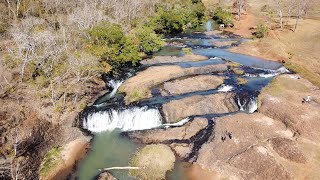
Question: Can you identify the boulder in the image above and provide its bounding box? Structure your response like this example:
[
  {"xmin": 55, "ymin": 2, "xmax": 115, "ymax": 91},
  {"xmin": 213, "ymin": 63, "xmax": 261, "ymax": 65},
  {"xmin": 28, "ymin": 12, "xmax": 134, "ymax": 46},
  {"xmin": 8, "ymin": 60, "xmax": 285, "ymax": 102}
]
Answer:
[
  {"xmin": 162, "ymin": 93, "xmax": 238, "ymax": 122},
  {"xmin": 97, "ymin": 172, "xmax": 116, "ymax": 180},
  {"xmin": 162, "ymin": 75, "xmax": 224, "ymax": 96}
]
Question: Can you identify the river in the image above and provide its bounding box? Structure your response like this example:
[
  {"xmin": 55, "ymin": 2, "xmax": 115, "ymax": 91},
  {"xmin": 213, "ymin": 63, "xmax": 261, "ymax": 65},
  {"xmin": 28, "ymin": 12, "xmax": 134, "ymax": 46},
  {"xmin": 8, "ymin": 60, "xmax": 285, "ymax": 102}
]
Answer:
[{"xmin": 75, "ymin": 23, "xmax": 287, "ymax": 180}]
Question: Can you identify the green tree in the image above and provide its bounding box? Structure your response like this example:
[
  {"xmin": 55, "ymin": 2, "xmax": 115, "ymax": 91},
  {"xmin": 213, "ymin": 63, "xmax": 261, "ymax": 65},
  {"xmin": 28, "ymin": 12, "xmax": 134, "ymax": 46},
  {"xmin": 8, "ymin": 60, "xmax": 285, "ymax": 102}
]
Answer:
[{"xmin": 134, "ymin": 26, "xmax": 163, "ymax": 54}]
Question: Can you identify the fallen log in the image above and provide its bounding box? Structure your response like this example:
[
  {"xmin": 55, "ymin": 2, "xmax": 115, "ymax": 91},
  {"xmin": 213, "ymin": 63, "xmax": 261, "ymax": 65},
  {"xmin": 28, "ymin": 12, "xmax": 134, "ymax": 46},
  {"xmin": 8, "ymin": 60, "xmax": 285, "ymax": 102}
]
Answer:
[{"xmin": 99, "ymin": 167, "xmax": 141, "ymax": 171}]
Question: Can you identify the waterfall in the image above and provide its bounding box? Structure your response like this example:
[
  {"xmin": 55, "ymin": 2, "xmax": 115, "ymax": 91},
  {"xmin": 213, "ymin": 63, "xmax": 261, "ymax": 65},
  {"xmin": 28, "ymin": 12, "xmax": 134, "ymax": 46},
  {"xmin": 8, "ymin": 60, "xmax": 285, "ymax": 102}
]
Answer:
[
  {"xmin": 206, "ymin": 21, "xmax": 213, "ymax": 31},
  {"xmin": 163, "ymin": 117, "xmax": 191, "ymax": 128},
  {"xmin": 237, "ymin": 96, "xmax": 258, "ymax": 113},
  {"xmin": 108, "ymin": 80, "xmax": 123, "ymax": 97},
  {"xmin": 83, "ymin": 106, "xmax": 162, "ymax": 133},
  {"xmin": 218, "ymin": 84, "xmax": 234, "ymax": 92}
]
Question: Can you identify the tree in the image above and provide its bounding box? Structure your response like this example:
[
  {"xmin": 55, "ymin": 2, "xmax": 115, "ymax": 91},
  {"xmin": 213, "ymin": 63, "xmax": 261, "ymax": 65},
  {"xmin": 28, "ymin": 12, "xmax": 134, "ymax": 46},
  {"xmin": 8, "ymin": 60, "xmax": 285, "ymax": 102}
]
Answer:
[
  {"xmin": 275, "ymin": 0, "xmax": 284, "ymax": 30},
  {"xmin": 233, "ymin": 0, "xmax": 246, "ymax": 20}
]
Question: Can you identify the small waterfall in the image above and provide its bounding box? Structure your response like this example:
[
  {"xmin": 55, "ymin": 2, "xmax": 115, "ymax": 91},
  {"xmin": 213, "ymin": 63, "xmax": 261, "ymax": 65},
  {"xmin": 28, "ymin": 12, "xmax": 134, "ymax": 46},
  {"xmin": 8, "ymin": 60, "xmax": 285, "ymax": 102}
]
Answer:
[
  {"xmin": 218, "ymin": 84, "xmax": 234, "ymax": 92},
  {"xmin": 163, "ymin": 117, "xmax": 191, "ymax": 128},
  {"xmin": 108, "ymin": 80, "xmax": 123, "ymax": 97},
  {"xmin": 237, "ymin": 96, "xmax": 258, "ymax": 113},
  {"xmin": 83, "ymin": 106, "xmax": 162, "ymax": 133},
  {"xmin": 206, "ymin": 21, "xmax": 213, "ymax": 31}
]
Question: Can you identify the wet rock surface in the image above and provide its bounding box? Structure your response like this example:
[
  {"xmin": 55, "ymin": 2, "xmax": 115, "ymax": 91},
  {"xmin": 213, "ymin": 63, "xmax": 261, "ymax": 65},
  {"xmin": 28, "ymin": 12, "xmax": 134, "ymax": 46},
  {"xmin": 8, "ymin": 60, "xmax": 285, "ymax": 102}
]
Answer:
[
  {"xmin": 162, "ymin": 93, "xmax": 239, "ymax": 122},
  {"xmin": 161, "ymin": 75, "xmax": 224, "ymax": 96}
]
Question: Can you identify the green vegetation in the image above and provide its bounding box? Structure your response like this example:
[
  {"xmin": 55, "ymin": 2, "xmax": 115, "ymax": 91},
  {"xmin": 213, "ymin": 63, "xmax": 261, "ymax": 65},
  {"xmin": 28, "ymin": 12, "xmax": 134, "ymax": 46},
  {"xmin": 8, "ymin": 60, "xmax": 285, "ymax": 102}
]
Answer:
[
  {"xmin": 148, "ymin": 0, "xmax": 206, "ymax": 34},
  {"xmin": 39, "ymin": 147, "xmax": 62, "ymax": 177},
  {"xmin": 129, "ymin": 144, "xmax": 175, "ymax": 180},
  {"xmin": 182, "ymin": 48, "xmax": 193, "ymax": 55},
  {"xmin": 212, "ymin": 7, "xmax": 233, "ymax": 25},
  {"xmin": 254, "ymin": 24, "xmax": 269, "ymax": 38},
  {"xmin": 134, "ymin": 26, "xmax": 164, "ymax": 54}
]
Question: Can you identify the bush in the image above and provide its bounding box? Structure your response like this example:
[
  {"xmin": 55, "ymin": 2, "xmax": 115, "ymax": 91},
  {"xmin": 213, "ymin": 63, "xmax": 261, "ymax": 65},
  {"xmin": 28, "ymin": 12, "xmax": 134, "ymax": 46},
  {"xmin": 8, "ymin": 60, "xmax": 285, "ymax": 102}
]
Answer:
[
  {"xmin": 101, "ymin": 36, "xmax": 141, "ymax": 71},
  {"xmin": 149, "ymin": 1, "xmax": 205, "ymax": 34},
  {"xmin": 39, "ymin": 147, "xmax": 62, "ymax": 177},
  {"xmin": 88, "ymin": 23, "xmax": 124, "ymax": 46},
  {"xmin": 254, "ymin": 24, "xmax": 269, "ymax": 38},
  {"xmin": 213, "ymin": 7, "xmax": 233, "ymax": 25},
  {"xmin": 134, "ymin": 26, "xmax": 164, "ymax": 54},
  {"xmin": 129, "ymin": 144, "xmax": 175, "ymax": 180}
]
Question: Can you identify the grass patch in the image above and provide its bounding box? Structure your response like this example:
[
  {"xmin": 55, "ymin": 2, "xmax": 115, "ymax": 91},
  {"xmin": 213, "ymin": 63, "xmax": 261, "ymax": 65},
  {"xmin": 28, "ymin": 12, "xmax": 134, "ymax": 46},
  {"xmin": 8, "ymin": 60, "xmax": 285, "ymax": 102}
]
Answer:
[
  {"xmin": 182, "ymin": 48, "xmax": 193, "ymax": 55},
  {"xmin": 233, "ymin": 68, "xmax": 245, "ymax": 75},
  {"xmin": 39, "ymin": 146, "xmax": 62, "ymax": 177},
  {"xmin": 261, "ymin": 75, "xmax": 310, "ymax": 97},
  {"xmin": 237, "ymin": 77, "xmax": 248, "ymax": 85},
  {"xmin": 129, "ymin": 144, "xmax": 175, "ymax": 180},
  {"xmin": 127, "ymin": 89, "xmax": 150, "ymax": 103},
  {"xmin": 284, "ymin": 62, "xmax": 320, "ymax": 88}
]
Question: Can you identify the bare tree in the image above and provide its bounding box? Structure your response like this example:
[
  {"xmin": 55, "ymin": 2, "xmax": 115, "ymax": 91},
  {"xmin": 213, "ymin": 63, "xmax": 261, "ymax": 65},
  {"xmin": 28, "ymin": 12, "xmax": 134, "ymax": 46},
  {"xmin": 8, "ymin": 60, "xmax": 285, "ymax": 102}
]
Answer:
[
  {"xmin": 293, "ymin": 0, "xmax": 313, "ymax": 32},
  {"xmin": 275, "ymin": 0, "xmax": 284, "ymax": 30},
  {"xmin": 233, "ymin": 0, "xmax": 245, "ymax": 20}
]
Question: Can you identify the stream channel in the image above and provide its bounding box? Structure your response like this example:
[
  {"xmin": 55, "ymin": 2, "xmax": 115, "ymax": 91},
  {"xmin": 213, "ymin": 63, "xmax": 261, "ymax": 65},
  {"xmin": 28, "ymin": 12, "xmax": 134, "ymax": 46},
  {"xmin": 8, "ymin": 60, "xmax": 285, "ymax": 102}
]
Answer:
[{"xmin": 75, "ymin": 23, "xmax": 288, "ymax": 180}]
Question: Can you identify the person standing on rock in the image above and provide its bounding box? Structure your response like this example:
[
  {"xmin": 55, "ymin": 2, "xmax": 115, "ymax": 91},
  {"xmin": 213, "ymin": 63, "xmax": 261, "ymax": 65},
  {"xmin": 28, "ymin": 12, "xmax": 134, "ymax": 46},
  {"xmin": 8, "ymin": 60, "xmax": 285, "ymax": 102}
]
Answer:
[
  {"xmin": 221, "ymin": 131, "xmax": 227, "ymax": 142},
  {"xmin": 228, "ymin": 132, "xmax": 233, "ymax": 140}
]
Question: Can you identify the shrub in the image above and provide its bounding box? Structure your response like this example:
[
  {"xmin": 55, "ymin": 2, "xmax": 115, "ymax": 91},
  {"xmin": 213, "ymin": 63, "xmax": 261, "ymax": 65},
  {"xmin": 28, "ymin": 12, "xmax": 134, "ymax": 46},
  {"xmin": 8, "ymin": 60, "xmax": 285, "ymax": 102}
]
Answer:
[
  {"xmin": 254, "ymin": 24, "xmax": 269, "ymax": 38},
  {"xmin": 182, "ymin": 48, "xmax": 193, "ymax": 55},
  {"xmin": 134, "ymin": 26, "xmax": 164, "ymax": 54},
  {"xmin": 101, "ymin": 36, "xmax": 141, "ymax": 71},
  {"xmin": 87, "ymin": 23, "xmax": 123, "ymax": 46},
  {"xmin": 39, "ymin": 147, "xmax": 62, "ymax": 177},
  {"xmin": 213, "ymin": 7, "xmax": 233, "ymax": 25},
  {"xmin": 149, "ymin": 1, "xmax": 205, "ymax": 34},
  {"xmin": 129, "ymin": 144, "xmax": 175, "ymax": 180}
]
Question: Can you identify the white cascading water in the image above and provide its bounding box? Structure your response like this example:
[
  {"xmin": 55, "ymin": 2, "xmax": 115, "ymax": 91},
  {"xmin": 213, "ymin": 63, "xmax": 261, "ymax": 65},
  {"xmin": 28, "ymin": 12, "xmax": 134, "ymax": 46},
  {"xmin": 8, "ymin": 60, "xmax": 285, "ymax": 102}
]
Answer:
[
  {"xmin": 108, "ymin": 80, "xmax": 123, "ymax": 97},
  {"xmin": 83, "ymin": 106, "xmax": 162, "ymax": 133},
  {"xmin": 218, "ymin": 84, "xmax": 234, "ymax": 92},
  {"xmin": 245, "ymin": 66, "xmax": 290, "ymax": 78},
  {"xmin": 237, "ymin": 97, "xmax": 258, "ymax": 113},
  {"xmin": 163, "ymin": 117, "xmax": 191, "ymax": 128}
]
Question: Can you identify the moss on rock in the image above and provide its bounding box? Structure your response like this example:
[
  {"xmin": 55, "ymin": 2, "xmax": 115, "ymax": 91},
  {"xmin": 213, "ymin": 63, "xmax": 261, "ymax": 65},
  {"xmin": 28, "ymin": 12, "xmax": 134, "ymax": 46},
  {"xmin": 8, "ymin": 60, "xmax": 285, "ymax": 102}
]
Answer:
[{"xmin": 129, "ymin": 144, "xmax": 175, "ymax": 180}]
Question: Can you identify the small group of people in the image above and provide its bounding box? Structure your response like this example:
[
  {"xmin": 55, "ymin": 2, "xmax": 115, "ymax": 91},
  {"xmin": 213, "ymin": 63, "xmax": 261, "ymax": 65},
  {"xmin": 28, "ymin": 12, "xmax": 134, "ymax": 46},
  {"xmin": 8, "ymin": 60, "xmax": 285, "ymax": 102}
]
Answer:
[{"xmin": 221, "ymin": 130, "xmax": 233, "ymax": 142}]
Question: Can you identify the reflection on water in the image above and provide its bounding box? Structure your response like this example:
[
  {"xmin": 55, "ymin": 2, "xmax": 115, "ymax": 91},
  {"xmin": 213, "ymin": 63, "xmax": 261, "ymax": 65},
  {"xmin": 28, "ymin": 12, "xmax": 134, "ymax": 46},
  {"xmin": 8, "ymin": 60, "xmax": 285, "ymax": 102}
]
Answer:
[{"xmin": 77, "ymin": 130, "xmax": 139, "ymax": 180}]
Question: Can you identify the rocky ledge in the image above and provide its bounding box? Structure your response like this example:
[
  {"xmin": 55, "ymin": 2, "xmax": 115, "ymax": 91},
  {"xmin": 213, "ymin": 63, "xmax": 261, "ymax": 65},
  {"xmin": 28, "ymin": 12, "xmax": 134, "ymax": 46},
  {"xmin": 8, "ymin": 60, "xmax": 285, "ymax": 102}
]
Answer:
[
  {"xmin": 162, "ymin": 93, "xmax": 238, "ymax": 122},
  {"xmin": 161, "ymin": 75, "xmax": 224, "ymax": 96},
  {"xmin": 119, "ymin": 64, "xmax": 228, "ymax": 104},
  {"xmin": 140, "ymin": 54, "xmax": 209, "ymax": 65}
]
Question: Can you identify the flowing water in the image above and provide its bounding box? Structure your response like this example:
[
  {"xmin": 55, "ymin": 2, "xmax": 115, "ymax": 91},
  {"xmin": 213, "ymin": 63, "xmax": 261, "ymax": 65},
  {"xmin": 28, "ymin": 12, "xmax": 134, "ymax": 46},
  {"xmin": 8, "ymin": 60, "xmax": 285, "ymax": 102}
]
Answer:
[{"xmin": 76, "ymin": 25, "xmax": 288, "ymax": 179}]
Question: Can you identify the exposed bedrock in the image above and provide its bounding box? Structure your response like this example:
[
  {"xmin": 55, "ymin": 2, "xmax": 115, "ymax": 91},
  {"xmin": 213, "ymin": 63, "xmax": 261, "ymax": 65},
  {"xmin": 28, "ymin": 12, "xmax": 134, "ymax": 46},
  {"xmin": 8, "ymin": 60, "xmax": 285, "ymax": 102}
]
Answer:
[
  {"xmin": 123, "ymin": 118, "xmax": 212, "ymax": 160},
  {"xmin": 140, "ymin": 54, "xmax": 208, "ymax": 65},
  {"xmin": 162, "ymin": 93, "xmax": 239, "ymax": 123},
  {"xmin": 161, "ymin": 75, "xmax": 224, "ymax": 96},
  {"xmin": 119, "ymin": 64, "xmax": 228, "ymax": 104},
  {"xmin": 258, "ymin": 74, "xmax": 320, "ymax": 143},
  {"xmin": 195, "ymin": 113, "xmax": 320, "ymax": 180}
]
